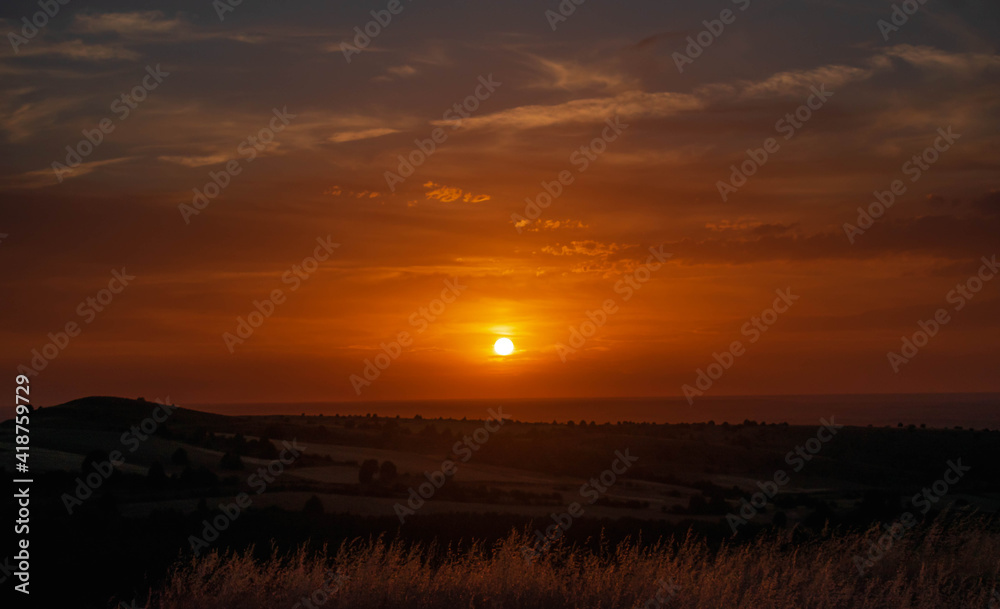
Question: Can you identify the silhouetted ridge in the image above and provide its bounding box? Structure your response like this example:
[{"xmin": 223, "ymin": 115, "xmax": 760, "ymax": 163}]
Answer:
[{"xmin": 18, "ymin": 395, "xmax": 232, "ymax": 429}]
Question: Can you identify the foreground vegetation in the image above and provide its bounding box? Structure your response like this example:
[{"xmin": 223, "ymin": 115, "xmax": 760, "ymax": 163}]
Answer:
[{"xmin": 148, "ymin": 518, "xmax": 1000, "ymax": 609}]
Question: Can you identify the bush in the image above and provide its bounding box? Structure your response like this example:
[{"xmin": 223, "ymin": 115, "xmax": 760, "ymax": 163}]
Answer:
[
  {"xmin": 359, "ymin": 459, "xmax": 378, "ymax": 484},
  {"xmin": 219, "ymin": 452, "xmax": 244, "ymax": 471},
  {"xmin": 302, "ymin": 495, "xmax": 324, "ymax": 517},
  {"xmin": 82, "ymin": 449, "xmax": 111, "ymax": 474},
  {"xmin": 379, "ymin": 461, "xmax": 398, "ymax": 483},
  {"xmin": 147, "ymin": 461, "xmax": 167, "ymax": 485},
  {"xmin": 171, "ymin": 448, "xmax": 190, "ymax": 467}
]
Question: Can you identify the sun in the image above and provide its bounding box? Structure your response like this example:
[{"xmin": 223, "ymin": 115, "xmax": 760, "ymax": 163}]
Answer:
[{"xmin": 493, "ymin": 337, "xmax": 514, "ymax": 356}]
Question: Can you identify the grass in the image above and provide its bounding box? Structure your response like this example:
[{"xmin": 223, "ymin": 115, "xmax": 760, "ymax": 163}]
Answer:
[{"xmin": 146, "ymin": 517, "xmax": 1000, "ymax": 609}]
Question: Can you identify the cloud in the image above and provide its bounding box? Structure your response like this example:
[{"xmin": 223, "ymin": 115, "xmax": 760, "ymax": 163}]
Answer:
[
  {"xmin": 540, "ymin": 240, "xmax": 674, "ymax": 277},
  {"xmin": 542, "ymin": 240, "xmax": 632, "ymax": 257},
  {"xmin": 158, "ymin": 154, "xmax": 231, "ymax": 168},
  {"xmin": 705, "ymin": 219, "xmax": 764, "ymax": 232},
  {"xmin": 8, "ymin": 39, "xmax": 139, "ymax": 61},
  {"xmin": 4, "ymin": 157, "xmax": 134, "ymax": 189},
  {"xmin": 524, "ymin": 55, "xmax": 630, "ymax": 91},
  {"xmin": 441, "ymin": 90, "xmax": 702, "ymax": 131},
  {"xmin": 373, "ymin": 65, "xmax": 420, "ymax": 82},
  {"xmin": 884, "ymin": 45, "xmax": 1000, "ymax": 73},
  {"xmin": 517, "ymin": 219, "xmax": 589, "ymax": 232},
  {"xmin": 0, "ymin": 95, "xmax": 84, "ymax": 142},
  {"xmin": 323, "ymin": 186, "xmax": 380, "ymax": 199},
  {"xmin": 328, "ymin": 128, "xmax": 400, "ymax": 143},
  {"xmin": 442, "ymin": 54, "xmax": 888, "ymax": 132},
  {"xmin": 73, "ymin": 11, "xmax": 184, "ymax": 34},
  {"xmin": 724, "ymin": 63, "xmax": 877, "ymax": 100},
  {"xmin": 387, "ymin": 65, "xmax": 418, "ymax": 77},
  {"xmin": 423, "ymin": 182, "xmax": 490, "ymax": 203},
  {"xmin": 448, "ymin": 45, "xmax": 995, "ymax": 135}
]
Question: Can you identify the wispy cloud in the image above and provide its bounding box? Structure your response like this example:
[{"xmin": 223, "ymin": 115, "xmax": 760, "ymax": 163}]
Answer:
[
  {"xmin": 158, "ymin": 154, "xmax": 231, "ymax": 168},
  {"xmin": 6, "ymin": 39, "xmax": 139, "ymax": 61},
  {"xmin": 884, "ymin": 44, "xmax": 1000, "ymax": 72},
  {"xmin": 4, "ymin": 157, "xmax": 134, "ymax": 189},
  {"xmin": 328, "ymin": 128, "xmax": 400, "ymax": 143},
  {"xmin": 387, "ymin": 65, "xmax": 417, "ymax": 77},
  {"xmin": 524, "ymin": 55, "xmax": 631, "ymax": 92},
  {"xmin": 72, "ymin": 11, "xmax": 184, "ymax": 34},
  {"xmin": 439, "ymin": 90, "xmax": 702, "ymax": 131}
]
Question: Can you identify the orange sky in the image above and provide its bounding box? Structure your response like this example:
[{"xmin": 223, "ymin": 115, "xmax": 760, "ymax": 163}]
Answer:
[{"xmin": 1, "ymin": 2, "xmax": 999, "ymax": 412}]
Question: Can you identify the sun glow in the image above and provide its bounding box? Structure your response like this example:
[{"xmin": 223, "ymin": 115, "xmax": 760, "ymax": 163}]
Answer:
[{"xmin": 493, "ymin": 337, "xmax": 514, "ymax": 356}]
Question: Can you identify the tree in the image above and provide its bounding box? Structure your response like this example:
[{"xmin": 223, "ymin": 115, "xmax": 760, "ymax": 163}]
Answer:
[
  {"xmin": 220, "ymin": 451, "xmax": 244, "ymax": 470},
  {"xmin": 379, "ymin": 460, "xmax": 398, "ymax": 483},
  {"xmin": 147, "ymin": 461, "xmax": 167, "ymax": 485},
  {"xmin": 181, "ymin": 466, "xmax": 219, "ymax": 488},
  {"xmin": 232, "ymin": 433, "xmax": 248, "ymax": 453},
  {"xmin": 359, "ymin": 459, "xmax": 379, "ymax": 484},
  {"xmin": 171, "ymin": 447, "xmax": 189, "ymax": 466},
  {"xmin": 82, "ymin": 449, "xmax": 111, "ymax": 474},
  {"xmin": 772, "ymin": 510, "xmax": 788, "ymax": 528},
  {"xmin": 687, "ymin": 493, "xmax": 708, "ymax": 514},
  {"xmin": 252, "ymin": 437, "xmax": 279, "ymax": 459},
  {"xmin": 303, "ymin": 495, "xmax": 324, "ymax": 517}
]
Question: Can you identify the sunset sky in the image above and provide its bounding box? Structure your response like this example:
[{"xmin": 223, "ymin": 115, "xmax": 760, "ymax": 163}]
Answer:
[{"xmin": 2, "ymin": 0, "xmax": 999, "ymax": 412}]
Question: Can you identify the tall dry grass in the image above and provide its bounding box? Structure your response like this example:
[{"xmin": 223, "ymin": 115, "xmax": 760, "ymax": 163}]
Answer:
[{"xmin": 148, "ymin": 518, "xmax": 1000, "ymax": 609}]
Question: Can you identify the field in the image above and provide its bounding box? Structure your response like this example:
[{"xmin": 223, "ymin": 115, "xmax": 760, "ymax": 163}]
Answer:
[
  {"xmin": 3, "ymin": 396, "xmax": 1000, "ymax": 608},
  {"xmin": 152, "ymin": 521, "xmax": 1000, "ymax": 609}
]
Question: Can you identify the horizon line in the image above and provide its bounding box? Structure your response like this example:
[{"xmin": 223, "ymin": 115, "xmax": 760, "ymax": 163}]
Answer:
[{"xmin": 47, "ymin": 390, "xmax": 1000, "ymax": 408}]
